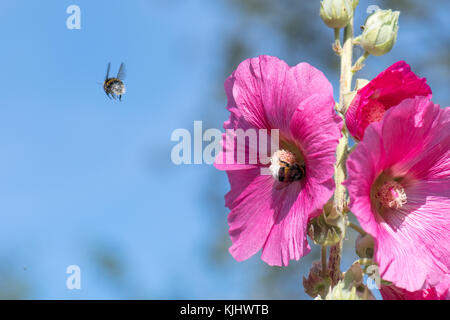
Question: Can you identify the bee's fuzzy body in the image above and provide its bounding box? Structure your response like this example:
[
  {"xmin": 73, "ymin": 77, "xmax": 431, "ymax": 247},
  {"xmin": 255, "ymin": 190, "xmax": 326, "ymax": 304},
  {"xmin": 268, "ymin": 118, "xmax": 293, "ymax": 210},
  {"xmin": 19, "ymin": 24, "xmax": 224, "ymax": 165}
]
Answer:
[{"xmin": 103, "ymin": 62, "xmax": 126, "ymax": 101}]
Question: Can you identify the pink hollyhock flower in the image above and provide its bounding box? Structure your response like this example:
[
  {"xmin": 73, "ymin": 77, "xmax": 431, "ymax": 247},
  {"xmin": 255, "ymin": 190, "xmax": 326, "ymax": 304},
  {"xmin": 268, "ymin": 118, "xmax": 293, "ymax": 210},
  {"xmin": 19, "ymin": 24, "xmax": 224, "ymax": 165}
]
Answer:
[
  {"xmin": 214, "ymin": 55, "xmax": 342, "ymax": 266},
  {"xmin": 346, "ymin": 61, "xmax": 431, "ymax": 141},
  {"xmin": 345, "ymin": 97, "xmax": 450, "ymax": 291},
  {"xmin": 380, "ymin": 275, "xmax": 450, "ymax": 300}
]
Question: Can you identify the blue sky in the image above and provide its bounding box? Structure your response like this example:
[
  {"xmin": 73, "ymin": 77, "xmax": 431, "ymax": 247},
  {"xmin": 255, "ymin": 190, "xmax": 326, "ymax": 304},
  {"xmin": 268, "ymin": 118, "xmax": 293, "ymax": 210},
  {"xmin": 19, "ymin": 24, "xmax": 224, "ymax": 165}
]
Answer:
[
  {"xmin": 0, "ymin": 0, "xmax": 447, "ymax": 299},
  {"xmin": 0, "ymin": 0, "xmax": 235, "ymax": 299}
]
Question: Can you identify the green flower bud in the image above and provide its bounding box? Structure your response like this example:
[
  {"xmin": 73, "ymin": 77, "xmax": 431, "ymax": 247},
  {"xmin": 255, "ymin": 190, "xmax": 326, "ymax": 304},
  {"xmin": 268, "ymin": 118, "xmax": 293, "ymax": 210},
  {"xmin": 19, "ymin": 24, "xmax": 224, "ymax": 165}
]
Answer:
[
  {"xmin": 303, "ymin": 261, "xmax": 331, "ymax": 299},
  {"xmin": 316, "ymin": 262, "xmax": 375, "ymax": 300},
  {"xmin": 355, "ymin": 233, "xmax": 374, "ymax": 258},
  {"xmin": 360, "ymin": 9, "xmax": 400, "ymax": 56},
  {"xmin": 308, "ymin": 201, "xmax": 346, "ymax": 246},
  {"xmin": 320, "ymin": 0, "xmax": 354, "ymax": 29}
]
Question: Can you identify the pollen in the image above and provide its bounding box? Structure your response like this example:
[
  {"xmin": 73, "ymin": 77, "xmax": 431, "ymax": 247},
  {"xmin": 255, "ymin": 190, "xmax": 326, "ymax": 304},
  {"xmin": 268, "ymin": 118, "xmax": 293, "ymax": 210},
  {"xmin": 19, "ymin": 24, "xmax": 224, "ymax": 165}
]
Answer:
[{"xmin": 375, "ymin": 180, "xmax": 407, "ymax": 209}]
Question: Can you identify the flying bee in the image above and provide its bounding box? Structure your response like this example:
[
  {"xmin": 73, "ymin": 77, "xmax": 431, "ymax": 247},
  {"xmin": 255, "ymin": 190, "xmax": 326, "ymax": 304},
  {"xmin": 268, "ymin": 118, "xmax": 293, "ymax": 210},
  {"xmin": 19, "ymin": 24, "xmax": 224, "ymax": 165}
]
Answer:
[
  {"xmin": 269, "ymin": 150, "xmax": 306, "ymax": 183},
  {"xmin": 103, "ymin": 62, "xmax": 126, "ymax": 101}
]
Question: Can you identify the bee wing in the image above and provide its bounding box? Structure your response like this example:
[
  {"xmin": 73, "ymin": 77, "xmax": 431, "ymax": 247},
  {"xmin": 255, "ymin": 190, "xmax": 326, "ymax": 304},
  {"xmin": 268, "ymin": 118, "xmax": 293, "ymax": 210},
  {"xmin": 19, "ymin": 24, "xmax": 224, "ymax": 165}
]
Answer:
[
  {"xmin": 117, "ymin": 62, "xmax": 126, "ymax": 80},
  {"xmin": 105, "ymin": 62, "xmax": 111, "ymax": 81}
]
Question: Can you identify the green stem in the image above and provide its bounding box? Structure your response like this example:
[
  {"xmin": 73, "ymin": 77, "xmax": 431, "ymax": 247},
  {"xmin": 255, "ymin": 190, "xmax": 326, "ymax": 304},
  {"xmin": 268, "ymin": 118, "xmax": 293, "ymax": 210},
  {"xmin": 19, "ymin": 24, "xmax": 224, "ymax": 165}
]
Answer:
[
  {"xmin": 348, "ymin": 222, "xmax": 366, "ymax": 236},
  {"xmin": 330, "ymin": 15, "xmax": 354, "ymax": 285},
  {"xmin": 321, "ymin": 246, "xmax": 328, "ymax": 276},
  {"xmin": 337, "ymin": 19, "xmax": 354, "ymax": 115},
  {"xmin": 352, "ymin": 51, "xmax": 370, "ymax": 73},
  {"xmin": 334, "ymin": 16, "xmax": 353, "ymax": 216},
  {"xmin": 332, "ymin": 28, "xmax": 342, "ymax": 55}
]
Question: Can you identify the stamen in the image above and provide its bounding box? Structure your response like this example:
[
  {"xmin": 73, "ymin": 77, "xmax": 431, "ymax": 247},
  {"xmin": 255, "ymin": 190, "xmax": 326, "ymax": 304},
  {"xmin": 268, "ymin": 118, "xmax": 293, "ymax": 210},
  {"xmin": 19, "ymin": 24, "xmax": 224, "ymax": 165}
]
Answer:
[{"xmin": 376, "ymin": 180, "xmax": 407, "ymax": 209}]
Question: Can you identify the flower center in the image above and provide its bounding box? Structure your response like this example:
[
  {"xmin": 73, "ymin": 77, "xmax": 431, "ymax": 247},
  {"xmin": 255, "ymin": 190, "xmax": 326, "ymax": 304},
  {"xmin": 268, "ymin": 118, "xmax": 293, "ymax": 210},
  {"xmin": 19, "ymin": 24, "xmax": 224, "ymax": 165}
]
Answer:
[
  {"xmin": 362, "ymin": 100, "xmax": 385, "ymax": 123},
  {"xmin": 375, "ymin": 180, "xmax": 407, "ymax": 209},
  {"xmin": 269, "ymin": 149, "xmax": 305, "ymax": 183}
]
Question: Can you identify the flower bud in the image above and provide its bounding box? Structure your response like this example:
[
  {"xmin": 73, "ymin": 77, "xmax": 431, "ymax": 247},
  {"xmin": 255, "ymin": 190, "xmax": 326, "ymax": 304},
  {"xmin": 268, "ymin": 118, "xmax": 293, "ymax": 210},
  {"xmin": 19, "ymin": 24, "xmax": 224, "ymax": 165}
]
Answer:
[
  {"xmin": 316, "ymin": 262, "xmax": 375, "ymax": 300},
  {"xmin": 355, "ymin": 233, "xmax": 374, "ymax": 258},
  {"xmin": 320, "ymin": 0, "xmax": 354, "ymax": 29},
  {"xmin": 303, "ymin": 261, "xmax": 331, "ymax": 299},
  {"xmin": 360, "ymin": 9, "xmax": 400, "ymax": 56},
  {"xmin": 308, "ymin": 202, "xmax": 346, "ymax": 246}
]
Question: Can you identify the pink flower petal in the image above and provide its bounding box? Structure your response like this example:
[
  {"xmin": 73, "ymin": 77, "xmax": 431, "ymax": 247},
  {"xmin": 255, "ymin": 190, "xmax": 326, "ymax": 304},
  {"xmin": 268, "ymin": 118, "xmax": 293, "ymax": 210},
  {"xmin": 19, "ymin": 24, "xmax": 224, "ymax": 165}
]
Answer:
[
  {"xmin": 381, "ymin": 275, "xmax": 450, "ymax": 300},
  {"xmin": 346, "ymin": 97, "xmax": 450, "ymax": 291},
  {"xmin": 346, "ymin": 61, "xmax": 432, "ymax": 141},
  {"xmin": 216, "ymin": 55, "xmax": 342, "ymax": 266},
  {"xmin": 226, "ymin": 168, "xmax": 310, "ymax": 266}
]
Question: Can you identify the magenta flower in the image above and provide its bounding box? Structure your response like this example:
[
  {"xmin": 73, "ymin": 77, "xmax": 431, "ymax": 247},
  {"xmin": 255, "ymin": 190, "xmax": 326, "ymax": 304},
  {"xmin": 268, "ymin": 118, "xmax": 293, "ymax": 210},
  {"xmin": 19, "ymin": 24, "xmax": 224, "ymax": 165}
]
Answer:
[
  {"xmin": 214, "ymin": 55, "xmax": 342, "ymax": 266},
  {"xmin": 345, "ymin": 97, "xmax": 450, "ymax": 291},
  {"xmin": 380, "ymin": 275, "xmax": 450, "ymax": 300},
  {"xmin": 346, "ymin": 61, "xmax": 431, "ymax": 141}
]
